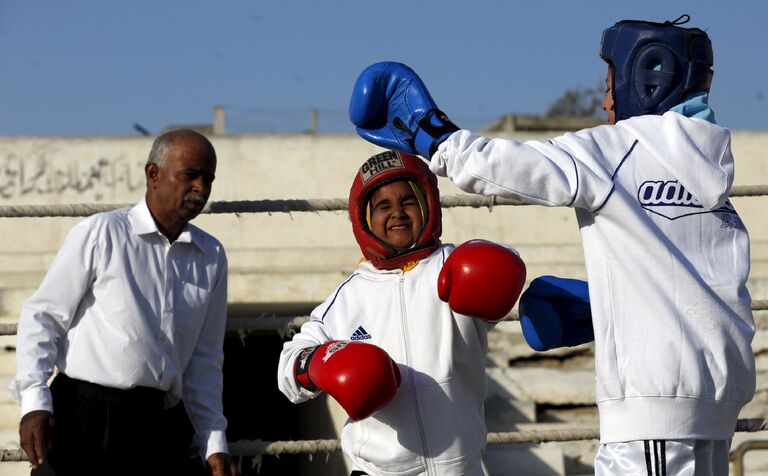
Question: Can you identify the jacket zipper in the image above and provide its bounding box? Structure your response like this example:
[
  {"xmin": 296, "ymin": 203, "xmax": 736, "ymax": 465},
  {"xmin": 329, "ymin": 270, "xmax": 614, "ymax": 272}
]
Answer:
[{"xmin": 399, "ymin": 273, "xmax": 435, "ymax": 475}]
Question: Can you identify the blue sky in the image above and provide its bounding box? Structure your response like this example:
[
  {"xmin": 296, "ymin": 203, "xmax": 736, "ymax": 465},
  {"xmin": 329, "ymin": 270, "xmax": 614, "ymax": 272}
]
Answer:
[{"xmin": 1, "ymin": 1, "xmax": 767, "ymax": 136}]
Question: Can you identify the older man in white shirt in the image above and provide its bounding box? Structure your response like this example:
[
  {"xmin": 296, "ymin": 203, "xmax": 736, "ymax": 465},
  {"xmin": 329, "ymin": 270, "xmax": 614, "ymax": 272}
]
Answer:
[{"xmin": 11, "ymin": 129, "xmax": 238, "ymax": 476}]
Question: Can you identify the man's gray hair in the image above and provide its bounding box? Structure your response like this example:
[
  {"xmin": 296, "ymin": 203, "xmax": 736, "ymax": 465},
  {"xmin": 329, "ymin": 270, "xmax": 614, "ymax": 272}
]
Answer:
[
  {"xmin": 146, "ymin": 134, "xmax": 172, "ymax": 167},
  {"xmin": 146, "ymin": 129, "xmax": 214, "ymax": 167}
]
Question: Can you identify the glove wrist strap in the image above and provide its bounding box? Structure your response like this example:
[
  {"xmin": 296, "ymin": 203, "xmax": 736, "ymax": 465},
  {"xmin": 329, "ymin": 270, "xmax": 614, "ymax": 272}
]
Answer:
[
  {"xmin": 294, "ymin": 346, "xmax": 319, "ymax": 391},
  {"xmin": 415, "ymin": 109, "xmax": 459, "ymax": 158}
]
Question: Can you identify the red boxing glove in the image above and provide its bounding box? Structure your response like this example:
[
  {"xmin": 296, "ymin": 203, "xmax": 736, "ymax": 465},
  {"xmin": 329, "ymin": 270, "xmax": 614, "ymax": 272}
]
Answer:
[
  {"xmin": 438, "ymin": 239, "xmax": 527, "ymax": 321},
  {"xmin": 294, "ymin": 341, "xmax": 401, "ymax": 421}
]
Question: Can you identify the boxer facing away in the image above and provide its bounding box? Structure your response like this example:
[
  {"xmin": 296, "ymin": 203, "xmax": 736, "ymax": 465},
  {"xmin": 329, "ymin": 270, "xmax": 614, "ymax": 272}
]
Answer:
[
  {"xmin": 277, "ymin": 150, "xmax": 526, "ymax": 476},
  {"xmin": 349, "ymin": 14, "xmax": 755, "ymax": 476}
]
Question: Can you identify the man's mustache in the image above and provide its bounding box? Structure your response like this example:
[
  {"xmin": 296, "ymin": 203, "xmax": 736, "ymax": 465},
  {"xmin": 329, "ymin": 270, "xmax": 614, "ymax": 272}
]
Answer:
[{"xmin": 184, "ymin": 195, "xmax": 207, "ymax": 206}]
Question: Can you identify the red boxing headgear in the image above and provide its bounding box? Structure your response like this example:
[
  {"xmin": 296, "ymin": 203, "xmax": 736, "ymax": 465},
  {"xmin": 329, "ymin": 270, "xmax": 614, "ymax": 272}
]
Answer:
[{"xmin": 349, "ymin": 150, "xmax": 442, "ymax": 270}]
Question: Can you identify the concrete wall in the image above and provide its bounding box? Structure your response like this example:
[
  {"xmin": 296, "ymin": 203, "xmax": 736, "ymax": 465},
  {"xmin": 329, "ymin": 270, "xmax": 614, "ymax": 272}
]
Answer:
[{"xmin": 0, "ymin": 130, "xmax": 766, "ymax": 319}]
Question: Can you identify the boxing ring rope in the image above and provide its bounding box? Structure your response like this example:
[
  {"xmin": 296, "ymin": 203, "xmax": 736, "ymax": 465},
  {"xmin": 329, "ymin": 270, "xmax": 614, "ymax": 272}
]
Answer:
[
  {"xmin": 226, "ymin": 300, "xmax": 768, "ymax": 335},
  {"xmin": 1, "ymin": 300, "xmax": 767, "ymax": 337},
  {"xmin": 0, "ymin": 184, "xmax": 766, "ymax": 218},
  {"xmin": 2, "ymin": 419, "xmax": 768, "ymax": 461}
]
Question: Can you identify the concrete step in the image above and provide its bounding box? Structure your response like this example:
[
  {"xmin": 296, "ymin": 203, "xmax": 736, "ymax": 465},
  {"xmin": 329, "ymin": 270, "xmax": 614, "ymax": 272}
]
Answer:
[
  {"xmin": 0, "ymin": 290, "xmax": 33, "ymax": 321},
  {"xmin": 749, "ymin": 280, "xmax": 768, "ymax": 299},
  {"xmin": 512, "ymin": 244, "xmax": 585, "ymax": 264},
  {"xmin": 750, "ymin": 240, "xmax": 768, "ymax": 260},
  {"xmin": 488, "ymin": 321, "xmax": 595, "ymax": 368},
  {"xmin": 0, "ymin": 360, "xmax": 20, "ymax": 432},
  {"xmin": 484, "ymin": 396, "xmax": 537, "ymax": 427},
  {"xmin": 542, "ymin": 439, "xmax": 600, "ymax": 475},
  {"xmin": 0, "ymin": 429, "xmax": 27, "ymax": 476},
  {"xmin": 227, "ymin": 270, "xmax": 359, "ymax": 304},
  {"xmin": 0, "ymin": 430, "xmax": 30, "ymax": 476},
  {"xmin": 227, "ymin": 247, "xmax": 360, "ymax": 270},
  {"xmin": 0, "ymin": 252, "xmax": 55, "ymax": 274},
  {"xmin": 0, "ymin": 402, "xmax": 19, "ymax": 430},
  {"xmin": 0, "ymin": 462, "xmax": 29, "ymax": 476},
  {"xmin": 0, "ymin": 377, "xmax": 15, "ymax": 405},
  {"xmin": 0, "ymin": 429, "xmax": 19, "ymax": 449},
  {"xmin": 0, "ymin": 340, "xmax": 16, "ymax": 376},
  {"xmin": 484, "ymin": 444, "xmax": 565, "ymax": 476},
  {"xmin": 0, "ymin": 272, "xmax": 45, "ymax": 290},
  {"xmin": 487, "ymin": 367, "xmax": 595, "ymax": 406}
]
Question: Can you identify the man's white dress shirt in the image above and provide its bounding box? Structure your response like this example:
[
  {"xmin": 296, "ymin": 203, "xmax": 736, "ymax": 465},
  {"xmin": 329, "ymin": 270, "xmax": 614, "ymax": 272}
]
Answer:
[{"xmin": 11, "ymin": 198, "xmax": 229, "ymax": 457}]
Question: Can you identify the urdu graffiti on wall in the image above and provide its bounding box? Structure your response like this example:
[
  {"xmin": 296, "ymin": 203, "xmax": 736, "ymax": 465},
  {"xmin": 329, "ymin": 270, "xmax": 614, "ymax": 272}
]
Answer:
[{"xmin": 0, "ymin": 153, "xmax": 145, "ymax": 201}]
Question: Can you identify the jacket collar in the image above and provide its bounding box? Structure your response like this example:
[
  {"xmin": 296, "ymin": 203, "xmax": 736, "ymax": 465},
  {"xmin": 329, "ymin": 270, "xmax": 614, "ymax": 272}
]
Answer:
[{"xmin": 358, "ymin": 245, "xmax": 445, "ymax": 275}]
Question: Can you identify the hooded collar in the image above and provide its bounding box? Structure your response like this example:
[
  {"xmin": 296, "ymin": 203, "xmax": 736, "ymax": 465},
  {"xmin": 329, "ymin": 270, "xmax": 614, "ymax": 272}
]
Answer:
[
  {"xmin": 669, "ymin": 92, "xmax": 716, "ymax": 124},
  {"xmin": 618, "ymin": 111, "xmax": 732, "ymax": 210}
]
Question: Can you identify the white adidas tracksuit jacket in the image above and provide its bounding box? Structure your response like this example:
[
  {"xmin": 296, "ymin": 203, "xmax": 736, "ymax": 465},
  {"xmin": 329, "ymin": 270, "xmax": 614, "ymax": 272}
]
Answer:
[
  {"xmin": 432, "ymin": 111, "xmax": 756, "ymax": 443},
  {"xmin": 278, "ymin": 244, "xmax": 493, "ymax": 476}
]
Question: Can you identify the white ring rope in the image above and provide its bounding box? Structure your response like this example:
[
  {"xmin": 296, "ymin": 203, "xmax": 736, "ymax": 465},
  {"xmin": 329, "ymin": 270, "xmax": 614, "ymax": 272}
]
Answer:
[
  {"xmin": 0, "ymin": 184, "xmax": 766, "ymax": 218},
  {"xmin": 1, "ymin": 301, "xmax": 766, "ymax": 337},
  {"xmin": 1, "ymin": 419, "xmax": 767, "ymax": 461}
]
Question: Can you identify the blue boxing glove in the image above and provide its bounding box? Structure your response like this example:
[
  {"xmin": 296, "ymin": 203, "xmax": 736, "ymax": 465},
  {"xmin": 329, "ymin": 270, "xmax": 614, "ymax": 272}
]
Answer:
[
  {"xmin": 349, "ymin": 61, "xmax": 459, "ymax": 160},
  {"xmin": 519, "ymin": 275, "xmax": 594, "ymax": 351}
]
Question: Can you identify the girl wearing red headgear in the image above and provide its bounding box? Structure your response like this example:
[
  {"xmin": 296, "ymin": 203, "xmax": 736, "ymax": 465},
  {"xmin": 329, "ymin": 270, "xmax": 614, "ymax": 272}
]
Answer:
[{"xmin": 278, "ymin": 150, "xmax": 526, "ymax": 476}]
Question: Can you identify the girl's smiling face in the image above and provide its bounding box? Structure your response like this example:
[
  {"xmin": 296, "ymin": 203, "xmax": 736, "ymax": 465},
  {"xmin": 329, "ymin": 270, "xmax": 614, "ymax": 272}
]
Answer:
[{"xmin": 369, "ymin": 180, "xmax": 424, "ymax": 251}]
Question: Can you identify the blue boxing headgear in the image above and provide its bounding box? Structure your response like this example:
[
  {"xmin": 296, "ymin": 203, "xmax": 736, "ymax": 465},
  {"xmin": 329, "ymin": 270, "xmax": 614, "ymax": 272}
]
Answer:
[{"xmin": 600, "ymin": 15, "xmax": 713, "ymax": 121}]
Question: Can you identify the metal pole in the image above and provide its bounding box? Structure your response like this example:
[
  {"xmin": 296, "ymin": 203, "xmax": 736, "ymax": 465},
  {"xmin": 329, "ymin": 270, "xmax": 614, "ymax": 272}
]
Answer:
[
  {"xmin": 729, "ymin": 440, "xmax": 768, "ymax": 476},
  {"xmin": 310, "ymin": 108, "xmax": 318, "ymax": 135},
  {"xmin": 213, "ymin": 105, "xmax": 226, "ymax": 135}
]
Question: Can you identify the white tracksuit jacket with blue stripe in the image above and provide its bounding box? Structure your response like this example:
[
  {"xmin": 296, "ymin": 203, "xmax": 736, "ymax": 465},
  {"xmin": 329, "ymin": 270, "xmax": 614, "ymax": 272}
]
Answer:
[
  {"xmin": 431, "ymin": 111, "xmax": 756, "ymax": 443},
  {"xmin": 277, "ymin": 244, "xmax": 493, "ymax": 476}
]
